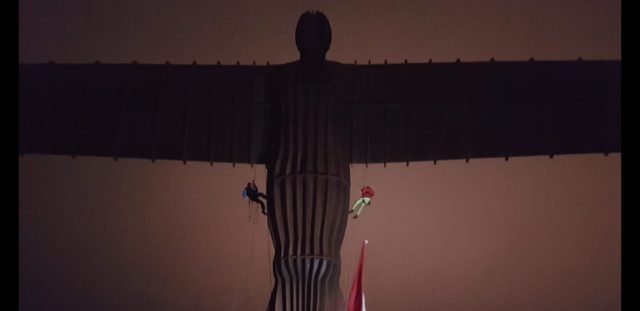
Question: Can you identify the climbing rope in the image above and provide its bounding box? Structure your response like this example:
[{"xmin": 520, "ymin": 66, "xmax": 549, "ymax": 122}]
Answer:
[
  {"xmin": 240, "ymin": 166, "xmax": 273, "ymax": 309},
  {"xmin": 266, "ymin": 228, "xmax": 272, "ymax": 289},
  {"xmin": 249, "ymin": 165, "xmax": 262, "ymax": 224},
  {"xmin": 244, "ymin": 207, "xmax": 258, "ymax": 310}
]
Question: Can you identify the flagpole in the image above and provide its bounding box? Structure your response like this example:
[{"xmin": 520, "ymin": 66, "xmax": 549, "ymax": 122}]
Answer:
[{"xmin": 347, "ymin": 240, "xmax": 368, "ymax": 311}]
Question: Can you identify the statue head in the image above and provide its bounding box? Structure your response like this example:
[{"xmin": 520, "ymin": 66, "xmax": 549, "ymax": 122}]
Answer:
[{"xmin": 295, "ymin": 11, "xmax": 332, "ymax": 62}]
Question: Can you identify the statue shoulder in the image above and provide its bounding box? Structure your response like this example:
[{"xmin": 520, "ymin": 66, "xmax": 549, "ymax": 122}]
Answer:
[{"xmin": 325, "ymin": 60, "xmax": 351, "ymax": 73}]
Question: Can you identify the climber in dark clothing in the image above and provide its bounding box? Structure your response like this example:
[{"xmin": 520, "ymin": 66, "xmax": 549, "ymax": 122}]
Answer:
[{"xmin": 243, "ymin": 180, "xmax": 268, "ymax": 215}]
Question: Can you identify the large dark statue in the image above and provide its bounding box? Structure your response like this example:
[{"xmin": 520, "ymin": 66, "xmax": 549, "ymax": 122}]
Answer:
[
  {"xmin": 18, "ymin": 9, "xmax": 620, "ymax": 311},
  {"xmin": 265, "ymin": 11, "xmax": 352, "ymax": 311}
]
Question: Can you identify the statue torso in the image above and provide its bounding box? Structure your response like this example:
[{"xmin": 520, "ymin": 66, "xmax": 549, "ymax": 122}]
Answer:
[{"xmin": 267, "ymin": 61, "xmax": 351, "ymax": 177}]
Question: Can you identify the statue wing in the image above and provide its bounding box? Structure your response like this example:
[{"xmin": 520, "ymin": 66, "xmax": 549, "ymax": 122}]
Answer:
[
  {"xmin": 20, "ymin": 60, "xmax": 620, "ymax": 166},
  {"xmin": 345, "ymin": 60, "xmax": 620, "ymax": 165},
  {"xmin": 20, "ymin": 62, "xmax": 271, "ymax": 165}
]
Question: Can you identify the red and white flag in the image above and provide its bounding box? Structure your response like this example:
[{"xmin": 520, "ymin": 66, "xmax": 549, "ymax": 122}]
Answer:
[{"xmin": 347, "ymin": 240, "xmax": 368, "ymax": 311}]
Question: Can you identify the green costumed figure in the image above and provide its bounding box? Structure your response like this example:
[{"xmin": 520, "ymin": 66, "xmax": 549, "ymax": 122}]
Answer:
[{"xmin": 349, "ymin": 185, "xmax": 375, "ymax": 219}]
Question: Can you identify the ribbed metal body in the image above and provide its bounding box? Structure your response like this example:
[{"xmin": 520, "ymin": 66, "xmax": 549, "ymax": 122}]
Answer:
[{"xmin": 265, "ymin": 62, "xmax": 351, "ymax": 311}]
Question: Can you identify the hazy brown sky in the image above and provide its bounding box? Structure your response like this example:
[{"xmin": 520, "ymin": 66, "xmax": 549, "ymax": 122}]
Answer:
[
  {"xmin": 20, "ymin": 0, "xmax": 620, "ymax": 64},
  {"xmin": 19, "ymin": 1, "xmax": 620, "ymax": 310}
]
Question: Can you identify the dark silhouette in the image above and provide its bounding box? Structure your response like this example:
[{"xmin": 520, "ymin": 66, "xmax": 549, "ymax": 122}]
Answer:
[
  {"xmin": 17, "ymin": 10, "xmax": 620, "ymax": 311},
  {"xmin": 263, "ymin": 10, "xmax": 354, "ymax": 310},
  {"xmin": 243, "ymin": 180, "xmax": 268, "ymax": 215}
]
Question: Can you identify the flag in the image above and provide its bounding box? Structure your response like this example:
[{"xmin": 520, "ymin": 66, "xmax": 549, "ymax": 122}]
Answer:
[{"xmin": 347, "ymin": 240, "xmax": 368, "ymax": 311}]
